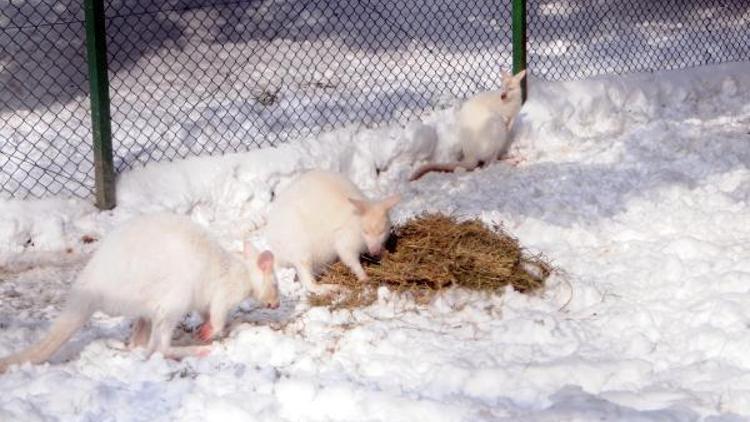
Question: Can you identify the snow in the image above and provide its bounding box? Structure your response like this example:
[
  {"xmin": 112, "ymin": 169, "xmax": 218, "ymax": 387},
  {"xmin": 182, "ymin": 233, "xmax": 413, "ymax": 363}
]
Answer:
[{"xmin": 2, "ymin": 59, "xmax": 750, "ymax": 420}]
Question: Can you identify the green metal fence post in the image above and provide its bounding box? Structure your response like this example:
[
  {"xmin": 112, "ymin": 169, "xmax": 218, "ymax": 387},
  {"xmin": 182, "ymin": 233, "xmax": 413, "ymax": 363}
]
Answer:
[
  {"xmin": 512, "ymin": 0, "xmax": 527, "ymax": 102},
  {"xmin": 84, "ymin": 0, "xmax": 116, "ymax": 209}
]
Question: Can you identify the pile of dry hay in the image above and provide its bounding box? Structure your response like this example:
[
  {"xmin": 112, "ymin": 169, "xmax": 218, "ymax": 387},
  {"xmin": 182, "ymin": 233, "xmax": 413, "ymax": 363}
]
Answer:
[{"xmin": 310, "ymin": 213, "xmax": 552, "ymax": 309}]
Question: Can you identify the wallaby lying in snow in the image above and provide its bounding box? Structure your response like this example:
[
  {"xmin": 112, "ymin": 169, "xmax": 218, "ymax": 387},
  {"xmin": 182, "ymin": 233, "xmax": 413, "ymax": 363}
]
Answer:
[
  {"xmin": 265, "ymin": 170, "xmax": 400, "ymax": 294},
  {"xmin": 410, "ymin": 69, "xmax": 527, "ymax": 181},
  {"xmin": 0, "ymin": 214, "xmax": 279, "ymax": 372}
]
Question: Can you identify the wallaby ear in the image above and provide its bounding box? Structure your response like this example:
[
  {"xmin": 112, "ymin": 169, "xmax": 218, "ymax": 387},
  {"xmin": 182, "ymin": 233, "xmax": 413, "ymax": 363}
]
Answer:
[
  {"xmin": 380, "ymin": 194, "xmax": 401, "ymax": 210},
  {"xmin": 348, "ymin": 197, "xmax": 370, "ymax": 215},
  {"xmin": 514, "ymin": 69, "xmax": 527, "ymax": 81},
  {"xmin": 257, "ymin": 250, "xmax": 274, "ymax": 273},
  {"xmin": 500, "ymin": 69, "xmax": 511, "ymax": 79},
  {"xmin": 243, "ymin": 240, "xmax": 257, "ymax": 259}
]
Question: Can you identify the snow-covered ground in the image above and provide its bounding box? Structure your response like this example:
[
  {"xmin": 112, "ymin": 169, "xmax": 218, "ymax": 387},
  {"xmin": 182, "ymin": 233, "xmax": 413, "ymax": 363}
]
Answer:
[{"xmin": 1, "ymin": 61, "xmax": 749, "ymax": 420}]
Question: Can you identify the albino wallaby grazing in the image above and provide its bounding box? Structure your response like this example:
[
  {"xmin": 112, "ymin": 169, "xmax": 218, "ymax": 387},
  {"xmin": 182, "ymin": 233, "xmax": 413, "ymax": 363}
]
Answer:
[
  {"xmin": 0, "ymin": 214, "xmax": 279, "ymax": 373},
  {"xmin": 265, "ymin": 170, "xmax": 401, "ymax": 294},
  {"xmin": 410, "ymin": 69, "xmax": 527, "ymax": 181}
]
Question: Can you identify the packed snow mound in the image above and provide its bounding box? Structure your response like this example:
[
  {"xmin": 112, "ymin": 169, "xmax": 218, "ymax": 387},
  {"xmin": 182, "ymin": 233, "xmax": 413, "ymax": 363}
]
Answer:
[{"xmin": 517, "ymin": 62, "xmax": 750, "ymax": 147}]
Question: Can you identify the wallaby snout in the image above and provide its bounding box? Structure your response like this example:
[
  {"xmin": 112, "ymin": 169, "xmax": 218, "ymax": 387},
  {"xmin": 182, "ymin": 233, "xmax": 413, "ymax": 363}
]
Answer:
[{"xmin": 368, "ymin": 244, "xmax": 384, "ymax": 257}]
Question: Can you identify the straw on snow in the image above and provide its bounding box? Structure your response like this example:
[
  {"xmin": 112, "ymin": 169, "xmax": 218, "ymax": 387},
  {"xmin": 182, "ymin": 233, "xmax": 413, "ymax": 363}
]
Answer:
[{"xmin": 311, "ymin": 214, "xmax": 552, "ymax": 309}]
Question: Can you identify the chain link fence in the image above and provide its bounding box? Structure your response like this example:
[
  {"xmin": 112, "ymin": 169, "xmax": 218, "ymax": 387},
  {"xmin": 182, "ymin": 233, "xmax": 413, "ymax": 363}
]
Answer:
[
  {"xmin": 105, "ymin": 0, "xmax": 511, "ymax": 173},
  {"xmin": 528, "ymin": 0, "xmax": 749, "ymax": 80},
  {"xmin": 0, "ymin": 1, "xmax": 94, "ymax": 198},
  {"xmin": 1, "ymin": 0, "xmax": 748, "ymax": 200}
]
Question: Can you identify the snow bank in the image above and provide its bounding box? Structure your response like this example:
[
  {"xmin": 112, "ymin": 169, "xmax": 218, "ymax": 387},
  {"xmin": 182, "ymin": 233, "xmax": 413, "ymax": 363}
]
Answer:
[{"xmin": 6, "ymin": 61, "xmax": 748, "ymax": 257}]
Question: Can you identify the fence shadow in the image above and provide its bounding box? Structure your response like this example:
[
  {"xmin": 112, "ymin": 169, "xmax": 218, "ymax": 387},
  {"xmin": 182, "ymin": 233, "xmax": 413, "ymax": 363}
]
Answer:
[
  {"xmin": 0, "ymin": 0, "xmax": 508, "ymax": 115},
  {"xmin": 0, "ymin": 2, "xmax": 185, "ymax": 114},
  {"xmin": 3, "ymin": 0, "xmax": 747, "ymax": 114},
  {"xmin": 212, "ymin": 0, "xmax": 507, "ymax": 53}
]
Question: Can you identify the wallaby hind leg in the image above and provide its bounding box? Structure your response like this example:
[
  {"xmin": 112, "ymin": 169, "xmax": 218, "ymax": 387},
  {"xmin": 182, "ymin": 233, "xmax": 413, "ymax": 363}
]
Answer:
[
  {"xmin": 147, "ymin": 317, "xmax": 211, "ymax": 360},
  {"xmin": 294, "ymin": 261, "xmax": 336, "ymax": 295},
  {"xmin": 128, "ymin": 318, "xmax": 151, "ymax": 349},
  {"xmin": 141, "ymin": 319, "xmax": 206, "ymax": 360},
  {"xmin": 460, "ymin": 158, "xmax": 479, "ymax": 173},
  {"xmin": 501, "ymin": 154, "xmax": 525, "ymax": 167},
  {"xmin": 145, "ymin": 317, "xmax": 176, "ymax": 358}
]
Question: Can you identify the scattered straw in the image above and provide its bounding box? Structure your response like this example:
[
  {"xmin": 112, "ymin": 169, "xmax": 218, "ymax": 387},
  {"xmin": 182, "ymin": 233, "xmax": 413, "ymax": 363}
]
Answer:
[{"xmin": 311, "ymin": 213, "xmax": 552, "ymax": 309}]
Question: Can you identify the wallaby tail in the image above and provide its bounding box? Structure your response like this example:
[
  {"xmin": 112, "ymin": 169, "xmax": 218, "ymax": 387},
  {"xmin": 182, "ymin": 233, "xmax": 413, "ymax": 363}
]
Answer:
[
  {"xmin": 0, "ymin": 308, "xmax": 90, "ymax": 373},
  {"xmin": 409, "ymin": 162, "xmax": 473, "ymax": 181}
]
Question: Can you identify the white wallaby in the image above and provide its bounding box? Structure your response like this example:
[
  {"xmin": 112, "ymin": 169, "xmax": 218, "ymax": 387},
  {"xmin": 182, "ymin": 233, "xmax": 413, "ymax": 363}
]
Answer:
[
  {"xmin": 265, "ymin": 170, "xmax": 400, "ymax": 294},
  {"xmin": 410, "ymin": 69, "xmax": 527, "ymax": 181},
  {"xmin": 0, "ymin": 213, "xmax": 279, "ymax": 373}
]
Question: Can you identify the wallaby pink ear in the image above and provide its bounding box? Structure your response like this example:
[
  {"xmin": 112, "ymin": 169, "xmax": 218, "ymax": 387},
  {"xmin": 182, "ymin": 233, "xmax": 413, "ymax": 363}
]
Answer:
[
  {"xmin": 500, "ymin": 69, "xmax": 511, "ymax": 79},
  {"xmin": 243, "ymin": 240, "xmax": 257, "ymax": 259},
  {"xmin": 514, "ymin": 69, "xmax": 527, "ymax": 81},
  {"xmin": 348, "ymin": 198, "xmax": 370, "ymax": 215},
  {"xmin": 257, "ymin": 250, "xmax": 274, "ymax": 273},
  {"xmin": 381, "ymin": 194, "xmax": 401, "ymax": 210}
]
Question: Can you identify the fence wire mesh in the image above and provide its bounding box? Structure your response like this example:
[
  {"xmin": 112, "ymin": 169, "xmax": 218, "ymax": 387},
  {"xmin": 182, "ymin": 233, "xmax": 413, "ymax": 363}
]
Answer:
[
  {"xmin": 528, "ymin": 0, "xmax": 750, "ymax": 80},
  {"xmin": 0, "ymin": 1, "xmax": 94, "ymax": 198},
  {"xmin": 105, "ymin": 0, "xmax": 511, "ymax": 172},
  {"xmin": 1, "ymin": 0, "xmax": 748, "ymax": 200}
]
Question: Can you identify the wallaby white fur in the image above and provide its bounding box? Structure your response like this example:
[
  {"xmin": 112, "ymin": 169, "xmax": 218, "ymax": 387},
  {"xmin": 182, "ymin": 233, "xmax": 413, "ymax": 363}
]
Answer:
[
  {"xmin": 0, "ymin": 213, "xmax": 279, "ymax": 372},
  {"xmin": 265, "ymin": 170, "xmax": 400, "ymax": 294},
  {"xmin": 410, "ymin": 69, "xmax": 527, "ymax": 181}
]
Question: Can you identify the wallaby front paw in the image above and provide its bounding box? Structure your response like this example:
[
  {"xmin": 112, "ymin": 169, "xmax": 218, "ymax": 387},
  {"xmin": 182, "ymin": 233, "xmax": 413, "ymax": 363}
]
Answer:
[
  {"xmin": 502, "ymin": 155, "xmax": 526, "ymax": 167},
  {"xmin": 356, "ymin": 274, "xmax": 369, "ymax": 282},
  {"xmin": 309, "ymin": 283, "xmax": 339, "ymax": 295},
  {"xmin": 195, "ymin": 346, "xmax": 212, "ymax": 358},
  {"xmin": 195, "ymin": 322, "xmax": 214, "ymax": 343}
]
